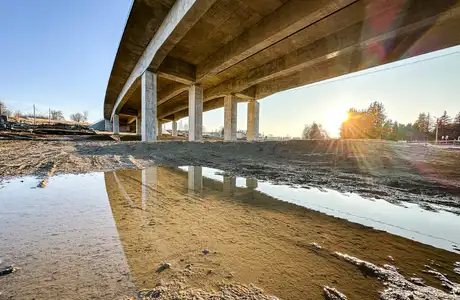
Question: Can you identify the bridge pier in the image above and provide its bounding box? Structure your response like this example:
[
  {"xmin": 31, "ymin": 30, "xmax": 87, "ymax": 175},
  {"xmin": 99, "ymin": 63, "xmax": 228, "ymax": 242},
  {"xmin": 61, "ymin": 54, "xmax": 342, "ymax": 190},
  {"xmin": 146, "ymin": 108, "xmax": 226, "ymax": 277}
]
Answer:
[
  {"xmin": 247, "ymin": 100, "xmax": 259, "ymax": 141},
  {"xmin": 172, "ymin": 120, "xmax": 178, "ymax": 136},
  {"xmin": 113, "ymin": 114, "xmax": 120, "ymax": 135},
  {"xmin": 157, "ymin": 120, "xmax": 162, "ymax": 137},
  {"xmin": 136, "ymin": 115, "xmax": 141, "ymax": 135},
  {"xmin": 224, "ymin": 94, "xmax": 237, "ymax": 141},
  {"xmin": 188, "ymin": 85, "xmax": 203, "ymax": 141},
  {"xmin": 141, "ymin": 70, "xmax": 157, "ymax": 142}
]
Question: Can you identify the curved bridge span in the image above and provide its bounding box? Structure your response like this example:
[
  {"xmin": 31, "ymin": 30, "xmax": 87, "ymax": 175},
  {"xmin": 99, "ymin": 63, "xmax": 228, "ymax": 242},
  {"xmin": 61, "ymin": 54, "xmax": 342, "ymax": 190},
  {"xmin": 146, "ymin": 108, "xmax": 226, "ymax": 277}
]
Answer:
[{"xmin": 104, "ymin": 0, "xmax": 460, "ymax": 141}]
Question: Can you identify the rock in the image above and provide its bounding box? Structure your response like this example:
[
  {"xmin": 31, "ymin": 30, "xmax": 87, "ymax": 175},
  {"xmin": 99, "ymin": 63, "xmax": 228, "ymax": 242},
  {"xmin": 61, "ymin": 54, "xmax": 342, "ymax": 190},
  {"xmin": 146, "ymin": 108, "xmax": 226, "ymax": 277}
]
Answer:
[
  {"xmin": 409, "ymin": 277, "xmax": 426, "ymax": 286},
  {"xmin": 0, "ymin": 266, "xmax": 15, "ymax": 277},
  {"xmin": 311, "ymin": 242, "xmax": 322, "ymax": 249},
  {"xmin": 323, "ymin": 286, "xmax": 347, "ymax": 300},
  {"xmin": 156, "ymin": 263, "xmax": 170, "ymax": 273},
  {"xmin": 203, "ymin": 249, "xmax": 210, "ymax": 255},
  {"xmin": 454, "ymin": 262, "xmax": 460, "ymax": 275},
  {"xmin": 387, "ymin": 255, "xmax": 394, "ymax": 261}
]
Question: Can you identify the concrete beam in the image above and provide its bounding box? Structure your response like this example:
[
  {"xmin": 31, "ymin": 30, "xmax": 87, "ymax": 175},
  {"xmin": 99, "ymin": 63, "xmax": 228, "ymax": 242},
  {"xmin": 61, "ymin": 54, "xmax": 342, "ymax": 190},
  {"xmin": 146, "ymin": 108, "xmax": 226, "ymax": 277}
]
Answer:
[
  {"xmin": 164, "ymin": 97, "xmax": 224, "ymax": 121},
  {"xmin": 205, "ymin": 4, "xmax": 460, "ymax": 99},
  {"xmin": 224, "ymin": 94, "xmax": 237, "ymax": 141},
  {"xmin": 196, "ymin": 0, "xmax": 358, "ymax": 82},
  {"xmin": 235, "ymin": 86, "xmax": 256, "ymax": 101},
  {"xmin": 141, "ymin": 70, "xmax": 157, "ymax": 142},
  {"xmin": 111, "ymin": 0, "xmax": 216, "ymax": 119},
  {"xmin": 256, "ymin": 13, "xmax": 460, "ymax": 99},
  {"xmin": 158, "ymin": 82, "xmax": 189, "ymax": 105},
  {"xmin": 157, "ymin": 56, "xmax": 196, "ymax": 85},
  {"xmin": 188, "ymin": 85, "xmax": 203, "ymax": 141}
]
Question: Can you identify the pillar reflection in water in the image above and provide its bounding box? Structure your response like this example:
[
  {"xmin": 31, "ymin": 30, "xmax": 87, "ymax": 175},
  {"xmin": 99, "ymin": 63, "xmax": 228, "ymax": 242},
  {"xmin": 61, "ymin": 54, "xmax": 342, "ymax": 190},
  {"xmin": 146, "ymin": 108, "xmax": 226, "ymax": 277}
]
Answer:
[
  {"xmin": 188, "ymin": 166, "xmax": 203, "ymax": 193},
  {"xmin": 141, "ymin": 166, "xmax": 157, "ymax": 210},
  {"xmin": 223, "ymin": 176, "xmax": 236, "ymax": 195},
  {"xmin": 246, "ymin": 178, "xmax": 258, "ymax": 189}
]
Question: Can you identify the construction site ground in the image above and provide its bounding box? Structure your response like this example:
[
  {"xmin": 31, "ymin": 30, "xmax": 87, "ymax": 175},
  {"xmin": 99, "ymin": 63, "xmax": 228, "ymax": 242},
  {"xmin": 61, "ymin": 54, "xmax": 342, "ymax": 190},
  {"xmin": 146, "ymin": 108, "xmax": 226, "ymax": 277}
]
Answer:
[{"xmin": 1, "ymin": 136, "xmax": 459, "ymax": 214}]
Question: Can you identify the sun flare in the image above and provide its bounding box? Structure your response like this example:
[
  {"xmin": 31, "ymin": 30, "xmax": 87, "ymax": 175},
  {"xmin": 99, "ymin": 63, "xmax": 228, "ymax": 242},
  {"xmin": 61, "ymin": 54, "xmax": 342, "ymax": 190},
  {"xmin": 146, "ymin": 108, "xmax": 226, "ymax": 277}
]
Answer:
[{"xmin": 325, "ymin": 109, "xmax": 349, "ymax": 136}]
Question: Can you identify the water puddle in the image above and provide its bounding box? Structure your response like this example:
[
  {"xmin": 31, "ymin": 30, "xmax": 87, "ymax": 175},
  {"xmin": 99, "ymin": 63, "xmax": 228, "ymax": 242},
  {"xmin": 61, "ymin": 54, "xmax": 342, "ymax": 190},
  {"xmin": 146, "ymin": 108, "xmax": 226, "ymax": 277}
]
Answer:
[
  {"xmin": 1, "ymin": 166, "xmax": 459, "ymax": 299},
  {"xmin": 179, "ymin": 166, "xmax": 460, "ymax": 252}
]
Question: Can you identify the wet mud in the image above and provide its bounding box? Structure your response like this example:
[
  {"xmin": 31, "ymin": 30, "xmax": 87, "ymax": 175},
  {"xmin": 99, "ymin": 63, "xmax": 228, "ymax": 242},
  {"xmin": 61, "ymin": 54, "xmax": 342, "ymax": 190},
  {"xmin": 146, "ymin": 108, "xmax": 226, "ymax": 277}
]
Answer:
[{"xmin": 104, "ymin": 167, "xmax": 459, "ymax": 299}]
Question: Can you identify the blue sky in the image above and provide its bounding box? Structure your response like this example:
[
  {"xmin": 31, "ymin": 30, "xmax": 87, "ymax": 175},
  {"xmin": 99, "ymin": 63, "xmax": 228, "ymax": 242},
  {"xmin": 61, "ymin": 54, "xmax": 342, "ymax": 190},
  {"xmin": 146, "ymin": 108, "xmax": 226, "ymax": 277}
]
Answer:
[{"xmin": 1, "ymin": 1, "xmax": 459, "ymax": 137}]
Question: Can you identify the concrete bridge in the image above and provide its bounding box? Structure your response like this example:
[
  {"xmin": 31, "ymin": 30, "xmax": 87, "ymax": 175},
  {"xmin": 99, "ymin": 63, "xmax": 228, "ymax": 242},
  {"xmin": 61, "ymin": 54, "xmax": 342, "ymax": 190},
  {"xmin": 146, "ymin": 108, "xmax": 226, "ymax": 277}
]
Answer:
[{"xmin": 104, "ymin": 0, "xmax": 460, "ymax": 141}]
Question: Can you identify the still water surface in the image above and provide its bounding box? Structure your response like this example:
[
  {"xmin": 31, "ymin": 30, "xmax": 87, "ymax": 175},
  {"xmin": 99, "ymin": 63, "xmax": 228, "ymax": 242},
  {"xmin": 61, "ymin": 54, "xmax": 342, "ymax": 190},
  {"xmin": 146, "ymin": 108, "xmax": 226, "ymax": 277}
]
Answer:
[{"xmin": 1, "ymin": 166, "xmax": 459, "ymax": 299}]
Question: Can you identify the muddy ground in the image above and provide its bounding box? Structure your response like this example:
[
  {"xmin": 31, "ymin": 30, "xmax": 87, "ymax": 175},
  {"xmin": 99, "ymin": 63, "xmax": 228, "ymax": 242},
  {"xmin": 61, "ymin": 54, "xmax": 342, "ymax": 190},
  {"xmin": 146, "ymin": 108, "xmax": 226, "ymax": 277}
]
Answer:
[{"xmin": 1, "ymin": 139, "xmax": 459, "ymax": 213}]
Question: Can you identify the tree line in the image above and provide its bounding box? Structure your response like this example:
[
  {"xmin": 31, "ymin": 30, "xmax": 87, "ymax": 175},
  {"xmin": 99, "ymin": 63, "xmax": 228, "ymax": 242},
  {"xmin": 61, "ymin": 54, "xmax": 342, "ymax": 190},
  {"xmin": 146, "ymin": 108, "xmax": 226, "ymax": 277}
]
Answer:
[
  {"xmin": 340, "ymin": 101, "xmax": 460, "ymax": 141},
  {"xmin": 0, "ymin": 101, "xmax": 89, "ymax": 123}
]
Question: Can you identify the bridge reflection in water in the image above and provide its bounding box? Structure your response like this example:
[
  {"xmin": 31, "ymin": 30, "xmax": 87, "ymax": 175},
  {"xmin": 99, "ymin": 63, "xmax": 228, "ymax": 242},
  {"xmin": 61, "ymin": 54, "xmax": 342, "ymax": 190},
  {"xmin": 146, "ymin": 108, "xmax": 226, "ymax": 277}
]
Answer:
[{"xmin": 104, "ymin": 166, "xmax": 460, "ymax": 299}]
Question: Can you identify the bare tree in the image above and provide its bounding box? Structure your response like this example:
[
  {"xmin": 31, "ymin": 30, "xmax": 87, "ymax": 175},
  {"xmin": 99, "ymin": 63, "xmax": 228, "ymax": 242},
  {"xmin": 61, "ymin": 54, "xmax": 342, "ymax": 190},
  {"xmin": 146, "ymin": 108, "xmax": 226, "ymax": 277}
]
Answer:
[
  {"xmin": 69, "ymin": 112, "xmax": 84, "ymax": 122},
  {"xmin": 50, "ymin": 110, "xmax": 65, "ymax": 120},
  {"xmin": 0, "ymin": 101, "xmax": 9, "ymax": 116},
  {"xmin": 13, "ymin": 110, "xmax": 22, "ymax": 120},
  {"xmin": 69, "ymin": 111, "xmax": 89, "ymax": 123}
]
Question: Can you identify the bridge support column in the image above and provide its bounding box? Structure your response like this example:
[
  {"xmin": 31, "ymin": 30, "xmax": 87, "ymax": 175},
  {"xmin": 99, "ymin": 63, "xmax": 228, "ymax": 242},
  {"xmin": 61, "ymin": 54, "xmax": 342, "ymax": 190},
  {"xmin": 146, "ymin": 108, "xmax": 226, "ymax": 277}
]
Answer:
[
  {"xmin": 141, "ymin": 70, "xmax": 157, "ymax": 142},
  {"xmin": 157, "ymin": 120, "xmax": 162, "ymax": 137},
  {"xmin": 188, "ymin": 85, "xmax": 203, "ymax": 141},
  {"xmin": 172, "ymin": 120, "xmax": 178, "ymax": 136},
  {"xmin": 104, "ymin": 119, "xmax": 112, "ymax": 131},
  {"xmin": 224, "ymin": 94, "xmax": 237, "ymax": 141},
  {"xmin": 247, "ymin": 100, "xmax": 259, "ymax": 141},
  {"xmin": 113, "ymin": 114, "xmax": 120, "ymax": 135},
  {"xmin": 136, "ymin": 116, "xmax": 141, "ymax": 135}
]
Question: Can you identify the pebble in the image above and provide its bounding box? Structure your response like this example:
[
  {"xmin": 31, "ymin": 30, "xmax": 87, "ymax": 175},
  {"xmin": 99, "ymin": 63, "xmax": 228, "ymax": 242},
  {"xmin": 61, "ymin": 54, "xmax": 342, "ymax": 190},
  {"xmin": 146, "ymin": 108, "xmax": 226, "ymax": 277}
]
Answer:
[
  {"xmin": 156, "ymin": 263, "xmax": 170, "ymax": 273},
  {"xmin": 311, "ymin": 242, "xmax": 322, "ymax": 249},
  {"xmin": 454, "ymin": 262, "xmax": 460, "ymax": 275}
]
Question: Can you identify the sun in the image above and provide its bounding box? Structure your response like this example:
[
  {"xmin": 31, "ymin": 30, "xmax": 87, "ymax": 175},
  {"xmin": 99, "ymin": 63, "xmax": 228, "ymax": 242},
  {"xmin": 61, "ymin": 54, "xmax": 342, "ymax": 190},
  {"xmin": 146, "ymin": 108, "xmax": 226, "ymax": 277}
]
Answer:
[{"xmin": 325, "ymin": 109, "xmax": 349, "ymax": 136}]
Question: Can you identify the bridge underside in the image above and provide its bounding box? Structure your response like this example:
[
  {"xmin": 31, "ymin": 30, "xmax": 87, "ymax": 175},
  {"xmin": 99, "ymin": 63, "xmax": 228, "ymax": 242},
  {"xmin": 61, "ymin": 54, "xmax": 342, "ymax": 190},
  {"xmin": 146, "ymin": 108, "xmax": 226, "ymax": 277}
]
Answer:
[{"xmin": 104, "ymin": 0, "xmax": 460, "ymax": 140}]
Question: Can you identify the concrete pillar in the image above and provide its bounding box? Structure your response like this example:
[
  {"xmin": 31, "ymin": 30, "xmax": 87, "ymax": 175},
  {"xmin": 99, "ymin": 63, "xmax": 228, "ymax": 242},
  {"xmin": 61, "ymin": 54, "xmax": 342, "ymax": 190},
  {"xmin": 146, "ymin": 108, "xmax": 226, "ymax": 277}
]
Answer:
[
  {"xmin": 224, "ymin": 95, "xmax": 237, "ymax": 141},
  {"xmin": 157, "ymin": 120, "xmax": 162, "ymax": 136},
  {"xmin": 141, "ymin": 70, "xmax": 157, "ymax": 141},
  {"xmin": 223, "ymin": 176, "xmax": 236, "ymax": 195},
  {"xmin": 188, "ymin": 166, "xmax": 203, "ymax": 192},
  {"xmin": 113, "ymin": 114, "xmax": 120, "ymax": 135},
  {"xmin": 142, "ymin": 167, "xmax": 157, "ymax": 210},
  {"xmin": 104, "ymin": 119, "xmax": 112, "ymax": 131},
  {"xmin": 188, "ymin": 85, "xmax": 203, "ymax": 141},
  {"xmin": 136, "ymin": 116, "xmax": 141, "ymax": 135},
  {"xmin": 247, "ymin": 100, "xmax": 260, "ymax": 141},
  {"xmin": 172, "ymin": 121, "xmax": 178, "ymax": 136}
]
